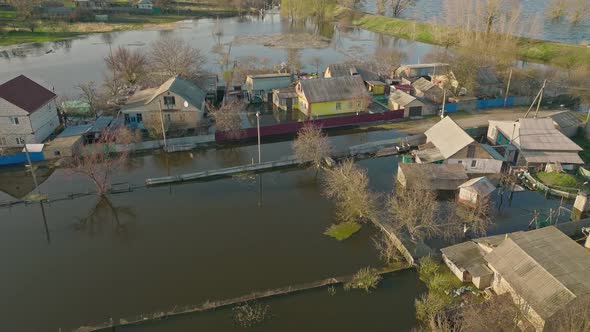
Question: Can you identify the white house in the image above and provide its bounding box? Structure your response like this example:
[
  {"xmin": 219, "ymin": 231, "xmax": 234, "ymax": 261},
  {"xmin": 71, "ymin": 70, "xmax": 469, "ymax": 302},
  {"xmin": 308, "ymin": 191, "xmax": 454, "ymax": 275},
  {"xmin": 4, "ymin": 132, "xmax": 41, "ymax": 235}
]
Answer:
[
  {"xmin": 0, "ymin": 75, "xmax": 59, "ymax": 147},
  {"xmin": 414, "ymin": 116, "xmax": 503, "ymax": 174},
  {"xmin": 136, "ymin": 0, "xmax": 153, "ymax": 10},
  {"xmin": 122, "ymin": 76, "xmax": 206, "ymax": 131}
]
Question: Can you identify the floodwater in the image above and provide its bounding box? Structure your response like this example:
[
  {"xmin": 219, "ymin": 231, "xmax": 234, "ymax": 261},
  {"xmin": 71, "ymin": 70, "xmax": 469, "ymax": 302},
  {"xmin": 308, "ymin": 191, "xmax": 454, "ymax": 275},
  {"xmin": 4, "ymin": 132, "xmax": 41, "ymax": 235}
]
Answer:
[
  {"xmin": 0, "ymin": 128, "xmax": 570, "ymax": 331},
  {"xmin": 0, "ymin": 13, "xmax": 435, "ymax": 95},
  {"xmin": 362, "ymin": 0, "xmax": 590, "ymax": 44}
]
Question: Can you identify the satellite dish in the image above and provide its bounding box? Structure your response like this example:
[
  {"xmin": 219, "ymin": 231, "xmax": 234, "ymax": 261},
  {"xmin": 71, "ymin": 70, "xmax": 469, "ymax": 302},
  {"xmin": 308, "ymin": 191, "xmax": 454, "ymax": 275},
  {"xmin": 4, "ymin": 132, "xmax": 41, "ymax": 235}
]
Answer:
[{"xmin": 184, "ymin": 101, "xmax": 189, "ymax": 108}]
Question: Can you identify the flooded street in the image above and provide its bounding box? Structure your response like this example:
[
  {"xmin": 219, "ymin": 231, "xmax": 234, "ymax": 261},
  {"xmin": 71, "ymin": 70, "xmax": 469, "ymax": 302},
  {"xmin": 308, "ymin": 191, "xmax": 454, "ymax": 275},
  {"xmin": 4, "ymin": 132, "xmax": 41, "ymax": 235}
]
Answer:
[{"xmin": 0, "ymin": 128, "xmax": 569, "ymax": 331}]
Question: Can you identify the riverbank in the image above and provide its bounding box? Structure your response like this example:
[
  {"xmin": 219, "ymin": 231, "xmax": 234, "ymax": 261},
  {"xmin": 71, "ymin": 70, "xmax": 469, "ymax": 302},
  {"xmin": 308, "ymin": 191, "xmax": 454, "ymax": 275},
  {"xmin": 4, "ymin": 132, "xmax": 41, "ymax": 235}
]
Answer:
[
  {"xmin": 0, "ymin": 6, "xmax": 238, "ymax": 46},
  {"xmin": 335, "ymin": 6, "xmax": 590, "ymax": 68}
]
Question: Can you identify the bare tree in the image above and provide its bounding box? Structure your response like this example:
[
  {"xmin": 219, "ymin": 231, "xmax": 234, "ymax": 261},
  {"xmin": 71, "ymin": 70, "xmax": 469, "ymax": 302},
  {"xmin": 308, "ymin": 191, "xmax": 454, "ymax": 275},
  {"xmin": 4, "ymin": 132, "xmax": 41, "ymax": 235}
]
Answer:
[
  {"xmin": 208, "ymin": 100, "xmax": 245, "ymax": 140},
  {"xmin": 373, "ymin": 233, "xmax": 405, "ymax": 267},
  {"xmin": 292, "ymin": 123, "xmax": 332, "ymax": 170},
  {"xmin": 387, "ymin": 176, "xmax": 440, "ymax": 241},
  {"xmin": 149, "ymin": 37, "xmax": 205, "ymax": 84},
  {"xmin": 369, "ymin": 47, "xmax": 407, "ymax": 78},
  {"xmin": 77, "ymin": 81, "xmax": 106, "ymax": 119},
  {"xmin": 454, "ymin": 196, "xmax": 494, "ymax": 237},
  {"xmin": 323, "ymin": 159, "xmax": 376, "ymax": 223},
  {"xmin": 550, "ymin": 296, "xmax": 590, "ymax": 332},
  {"xmin": 7, "ymin": 0, "xmax": 41, "ymax": 32},
  {"xmin": 105, "ymin": 47, "xmax": 148, "ymax": 86},
  {"xmin": 391, "ymin": 0, "xmax": 416, "ymax": 17},
  {"xmin": 310, "ymin": 56, "xmax": 322, "ymax": 74},
  {"xmin": 351, "ymin": 93, "xmax": 372, "ymax": 113},
  {"xmin": 70, "ymin": 127, "xmax": 139, "ymax": 196}
]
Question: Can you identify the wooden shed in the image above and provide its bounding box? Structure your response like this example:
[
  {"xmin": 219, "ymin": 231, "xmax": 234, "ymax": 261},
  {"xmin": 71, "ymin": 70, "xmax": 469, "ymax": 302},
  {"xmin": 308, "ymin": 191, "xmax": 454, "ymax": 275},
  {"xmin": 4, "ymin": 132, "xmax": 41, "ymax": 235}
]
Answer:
[{"xmin": 457, "ymin": 177, "xmax": 496, "ymax": 206}]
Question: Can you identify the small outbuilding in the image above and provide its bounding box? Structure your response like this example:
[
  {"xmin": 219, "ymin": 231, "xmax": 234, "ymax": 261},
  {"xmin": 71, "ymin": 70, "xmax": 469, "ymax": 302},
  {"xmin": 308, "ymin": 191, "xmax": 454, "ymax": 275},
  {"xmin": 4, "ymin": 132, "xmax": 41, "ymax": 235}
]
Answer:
[
  {"xmin": 245, "ymin": 73, "xmax": 292, "ymax": 103},
  {"xmin": 441, "ymin": 241, "xmax": 494, "ymax": 290},
  {"xmin": 388, "ymin": 89, "xmax": 431, "ymax": 117},
  {"xmin": 397, "ymin": 163, "xmax": 468, "ymax": 190},
  {"xmin": 457, "ymin": 177, "xmax": 496, "ymax": 206},
  {"xmin": 549, "ymin": 111, "xmax": 582, "ymax": 138},
  {"xmin": 272, "ymin": 87, "xmax": 298, "ymax": 111}
]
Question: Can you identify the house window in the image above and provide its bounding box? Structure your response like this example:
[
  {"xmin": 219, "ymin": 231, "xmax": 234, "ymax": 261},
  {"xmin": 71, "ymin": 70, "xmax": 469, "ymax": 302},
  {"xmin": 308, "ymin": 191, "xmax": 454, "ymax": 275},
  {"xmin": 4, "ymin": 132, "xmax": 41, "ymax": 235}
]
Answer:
[
  {"xmin": 336, "ymin": 102, "xmax": 342, "ymax": 110},
  {"xmin": 124, "ymin": 114, "xmax": 130, "ymax": 123},
  {"xmin": 164, "ymin": 96, "xmax": 176, "ymax": 107},
  {"xmin": 136, "ymin": 113, "xmax": 143, "ymax": 123},
  {"xmin": 165, "ymin": 114, "xmax": 172, "ymax": 122},
  {"xmin": 16, "ymin": 137, "xmax": 25, "ymax": 145},
  {"xmin": 10, "ymin": 117, "xmax": 19, "ymax": 125},
  {"xmin": 457, "ymin": 160, "xmax": 462, "ymax": 164},
  {"xmin": 0, "ymin": 137, "xmax": 6, "ymax": 146},
  {"xmin": 471, "ymin": 160, "xmax": 477, "ymax": 167}
]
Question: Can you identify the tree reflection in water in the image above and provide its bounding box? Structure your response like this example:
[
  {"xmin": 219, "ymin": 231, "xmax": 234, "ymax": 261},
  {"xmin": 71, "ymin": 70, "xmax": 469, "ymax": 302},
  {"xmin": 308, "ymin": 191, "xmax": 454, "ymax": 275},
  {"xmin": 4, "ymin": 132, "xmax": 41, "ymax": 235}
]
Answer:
[{"xmin": 74, "ymin": 196, "xmax": 135, "ymax": 238}]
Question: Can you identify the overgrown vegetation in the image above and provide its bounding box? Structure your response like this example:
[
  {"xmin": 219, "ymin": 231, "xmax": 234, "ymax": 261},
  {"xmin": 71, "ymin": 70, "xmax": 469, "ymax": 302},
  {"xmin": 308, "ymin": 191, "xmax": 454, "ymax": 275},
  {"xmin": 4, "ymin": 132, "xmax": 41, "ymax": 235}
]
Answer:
[
  {"xmin": 572, "ymin": 134, "xmax": 590, "ymax": 165},
  {"xmin": 232, "ymin": 302, "xmax": 271, "ymax": 328},
  {"xmin": 324, "ymin": 221, "xmax": 361, "ymax": 241},
  {"xmin": 344, "ymin": 267, "xmax": 382, "ymax": 292}
]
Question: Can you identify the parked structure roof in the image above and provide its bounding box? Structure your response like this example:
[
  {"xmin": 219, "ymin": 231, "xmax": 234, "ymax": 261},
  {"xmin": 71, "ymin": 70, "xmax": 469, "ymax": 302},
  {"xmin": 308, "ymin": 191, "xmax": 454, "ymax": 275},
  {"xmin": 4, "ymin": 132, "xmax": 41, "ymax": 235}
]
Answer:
[
  {"xmin": 298, "ymin": 76, "xmax": 368, "ymax": 103},
  {"xmin": 518, "ymin": 118, "xmax": 582, "ymax": 151},
  {"xmin": 325, "ymin": 64, "xmax": 382, "ymax": 82},
  {"xmin": 0, "ymin": 75, "xmax": 57, "ymax": 113},
  {"xmin": 484, "ymin": 226, "xmax": 590, "ymax": 320},
  {"xmin": 424, "ymin": 116, "xmax": 474, "ymax": 159},
  {"xmin": 412, "ymin": 77, "xmax": 436, "ymax": 92},
  {"xmin": 399, "ymin": 163, "xmax": 469, "ymax": 181},
  {"xmin": 550, "ymin": 111, "xmax": 582, "ymax": 130},
  {"xmin": 441, "ymin": 241, "xmax": 492, "ymax": 278},
  {"xmin": 58, "ymin": 125, "xmax": 92, "ymax": 138}
]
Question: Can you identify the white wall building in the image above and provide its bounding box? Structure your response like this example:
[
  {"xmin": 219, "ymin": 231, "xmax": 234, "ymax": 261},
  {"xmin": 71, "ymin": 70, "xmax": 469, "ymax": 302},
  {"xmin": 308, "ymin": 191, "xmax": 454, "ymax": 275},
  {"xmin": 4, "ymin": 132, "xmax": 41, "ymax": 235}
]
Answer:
[{"xmin": 0, "ymin": 75, "xmax": 59, "ymax": 147}]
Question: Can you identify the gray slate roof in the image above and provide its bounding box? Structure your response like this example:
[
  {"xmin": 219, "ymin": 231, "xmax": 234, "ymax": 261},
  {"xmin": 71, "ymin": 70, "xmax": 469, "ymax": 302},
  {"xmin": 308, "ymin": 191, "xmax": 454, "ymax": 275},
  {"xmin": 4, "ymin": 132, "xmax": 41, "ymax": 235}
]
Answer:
[
  {"xmin": 550, "ymin": 111, "xmax": 582, "ymax": 129},
  {"xmin": 518, "ymin": 118, "xmax": 582, "ymax": 151},
  {"xmin": 325, "ymin": 64, "xmax": 381, "ymax": 82},
  {"xmin": 424, "ymin": 116, "xmax": 474, "ymax": 159},
  {"xmin": 299, "ymin": 76, "xmax": 368, "ymax": 103},
  {"xmin": 484, "ymin": 226, "xmax": 590, "ymax": 320},
  {"xmin": 399, "ymin": 163, "xmax": 469, "ymax": 181},
  {"xmin": 412, "ymin": 77, "xmax": 436, "ymax": 92},
  {"xmin": 147, "ymin": 76, "xmax": 206, "ymax": 109},
  {"xmin": 458, "ymin": 177, "xmax": 496, "ymax": 197},
  {"xmin": 441, "ymin": 241, "xmax": 492, "ymax": 278},
  {"xmin": 389, "ymin": 89, "xmax": 417, "ymax": 107}
]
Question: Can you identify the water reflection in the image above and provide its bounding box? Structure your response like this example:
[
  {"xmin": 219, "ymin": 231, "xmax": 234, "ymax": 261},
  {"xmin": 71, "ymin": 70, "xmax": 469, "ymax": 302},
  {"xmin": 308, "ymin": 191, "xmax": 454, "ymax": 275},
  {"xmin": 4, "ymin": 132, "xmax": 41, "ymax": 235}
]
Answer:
[{"xmin": 73, "ymin": 196, "xmax": 136, "ymax": 238}]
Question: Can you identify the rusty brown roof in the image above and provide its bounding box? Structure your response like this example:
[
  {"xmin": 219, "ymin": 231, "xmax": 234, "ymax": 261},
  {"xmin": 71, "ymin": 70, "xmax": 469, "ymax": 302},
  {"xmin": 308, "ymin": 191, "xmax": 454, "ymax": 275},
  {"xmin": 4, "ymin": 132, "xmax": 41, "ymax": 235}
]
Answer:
[{"xmin": 0, "ymin": 75, "xmax": 56, "ymax": 113}]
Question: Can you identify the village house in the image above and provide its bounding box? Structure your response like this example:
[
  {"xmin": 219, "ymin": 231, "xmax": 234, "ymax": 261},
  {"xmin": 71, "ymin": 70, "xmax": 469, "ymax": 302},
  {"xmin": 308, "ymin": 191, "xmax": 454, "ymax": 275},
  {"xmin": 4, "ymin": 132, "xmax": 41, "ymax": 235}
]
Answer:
[
  {"xmin": 549, "ymin": 111, "xmax": 582, "ymax": 138},
  {"xmin": 0, "ymin": 75, "xmax": 59, "ymax": 148},
  {"xmin": 411, "ymin": 77, "xmax": 445, "ymax": 104},
  {"xmin": 394, "ymin": 63, "xmax": 450, "ymax": 80},
  {"xmin": 72, "ymin": 0, "xmax": 109, "ymax": 9},
  {"xmin": 396, "ymin": 163, "xmax": 468, "ymax": 190},
  {"xmin": 245, "ymin": 73, "xmax": 292, "ymax": 103},
  {"xmin": 296, "ymin": 76, "xmax": 370, "ymax": 117},
  {"xmin": 487, "ymin": 118, "xmax": 583, "ymax": 169},
  {"xmin": 135, "ymin": 0, "xmax": 153, "ymax": 10},
  {"xmin": 388, "ymin": 89, "xmax": 433, "ymax": 117},
  {"xmin": 272, "ymin": 87, "xmax": 298, "ymax": 112},
  {"xmin": 324, "ymin": 64, "xmax": 386, "ymax": 95},
  {"xmin": 442, "ymin": 225, "xmax": 590, "ymax": 331},
  {"xmin": 414, "ymin": 117, "xmax": 504, "ymax": 174},
  {"xmin": 122, "ymin": 76, "xmax": 206, "ymax": 131}
]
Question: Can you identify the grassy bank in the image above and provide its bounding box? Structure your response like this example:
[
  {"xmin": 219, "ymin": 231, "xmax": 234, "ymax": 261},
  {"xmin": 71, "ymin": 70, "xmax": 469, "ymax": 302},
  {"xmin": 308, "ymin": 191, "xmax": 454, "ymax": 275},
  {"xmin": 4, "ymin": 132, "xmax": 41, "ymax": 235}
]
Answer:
[
  {"xmin": 0, "ymin": 4, "xmax": 238, "ymax": 46},
  {"xmin": 336, "ymin": 7, "xmax": 590, "ymax": 68}
]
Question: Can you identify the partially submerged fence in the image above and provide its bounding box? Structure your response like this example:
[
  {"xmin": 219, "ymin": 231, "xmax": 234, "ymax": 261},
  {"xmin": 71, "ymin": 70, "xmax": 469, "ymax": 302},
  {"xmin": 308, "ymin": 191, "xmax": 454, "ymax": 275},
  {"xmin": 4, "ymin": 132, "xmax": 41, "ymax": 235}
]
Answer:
[{"xmin": 74, "ymin": 267, "xmax": 408, "ymax": 332}]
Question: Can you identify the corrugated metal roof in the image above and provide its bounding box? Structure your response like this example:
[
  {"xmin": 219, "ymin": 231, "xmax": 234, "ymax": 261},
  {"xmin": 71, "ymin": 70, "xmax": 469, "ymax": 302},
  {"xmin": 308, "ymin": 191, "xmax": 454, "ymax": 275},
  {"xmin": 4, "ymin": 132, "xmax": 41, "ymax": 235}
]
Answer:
[
  {"xmin": 325, "ymin": 64, "xmax": 381, "ymax": 82},
  {"xmin": 549, "ymin": 111, "xmax": 582, "ymax": 129},
  {"xmin": 520, "ymin": 150, "xmax": 584, "ymax": 164},
  {"xmin": 299, "ymin": 76, "xmax": 368, "ymax": 103},
  {"xmin": 484, "ymin": 226, "xmax": 590, "ymax": 320},
  {"xmin": 389, "ymin": 89, "xmax": 416, "ymax": 106},
  {"xmin": 58, "ymin": 124, "xmax": 92, "ymax": 138},
  {"xmin": 424, "ymin": 116, "xmax": 474, "ymax": 159},
  {"xmin": 519, "ymin": 118, "xmax": 582, "ymax": 151},
  {"xmin": 458, "ymin": 177, "xmax": 496, "ymax": 197},
  {"xmin": 399, "ymin": 163, "xmax": 468, "ymax": 180}
]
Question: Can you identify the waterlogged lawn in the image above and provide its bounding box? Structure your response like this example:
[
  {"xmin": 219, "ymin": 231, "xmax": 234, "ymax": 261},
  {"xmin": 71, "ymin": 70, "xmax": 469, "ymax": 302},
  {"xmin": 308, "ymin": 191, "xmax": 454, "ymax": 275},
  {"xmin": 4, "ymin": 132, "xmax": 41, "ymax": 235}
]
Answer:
[
  {"xmin": 324, "ymin": 222, "xmax": 362, "ymax": 241},
  {"xmin": 537, "ymin": 172, "xmax": 583, "ymax": 189}
]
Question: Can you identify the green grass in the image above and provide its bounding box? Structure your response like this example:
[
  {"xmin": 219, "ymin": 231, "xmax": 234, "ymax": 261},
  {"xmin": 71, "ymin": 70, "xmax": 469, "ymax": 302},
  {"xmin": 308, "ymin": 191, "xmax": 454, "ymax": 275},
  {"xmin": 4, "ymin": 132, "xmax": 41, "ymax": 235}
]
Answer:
[
  {"xmin": 340, "ymin": 6, "xmax": 590, "ymax": 68},
  {"xmin": 0, "ymin": 31, "xmax": 83, "ymax": 46},
  {"xmin": 324, "ymin": 222, "xmax": 361, "ymax": 241},
  {"xmin": 537, "ymin": 172, "xmax": 582, "ymax": 189}
]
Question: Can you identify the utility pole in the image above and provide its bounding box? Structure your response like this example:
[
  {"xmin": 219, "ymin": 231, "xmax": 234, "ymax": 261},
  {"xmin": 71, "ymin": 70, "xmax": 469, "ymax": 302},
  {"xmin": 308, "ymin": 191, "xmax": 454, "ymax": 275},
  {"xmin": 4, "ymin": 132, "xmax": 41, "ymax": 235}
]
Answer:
[
  {"xmin": 440, "ymin": 89, "xmax": 446, "ymax": 119},
  {"xmin": 158, "ymin": 99, "xmax": 168, "ymax": 149},
  {"xmin": 23, "ymin": 143, "xmax": 40, "ymax": 194},
  {"xmin": 534, "ymin": 79, "xmax": 547, "ymax": 118},
  {"xmin": 503, "ymin": 68, "xmax": 513, "ymax": 107},
  {"xmin": 256, "ymin": 111, "xmax": 261, "ymax": 164},
  {"xmin": 524, "ymin": 82, "xmax": 545, "ymax": 118}
]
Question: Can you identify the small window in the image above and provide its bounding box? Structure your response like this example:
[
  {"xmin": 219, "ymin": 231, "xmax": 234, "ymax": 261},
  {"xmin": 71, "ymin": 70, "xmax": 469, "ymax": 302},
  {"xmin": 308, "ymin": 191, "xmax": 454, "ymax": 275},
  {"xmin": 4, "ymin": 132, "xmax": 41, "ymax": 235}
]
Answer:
[
  {"xmin": 457, "ymin": 160, "xmax": 462, "ymax": 164},
  {"xmin": 54, "ymin": 150, "xmax": 61, "ymax": 156},
  {"xmin": 136, "ymin": 113, "xmax": 143, "ymax": 123},
  {"xmin": 0, "ymin": 137, "xmax": 6, "ymax": 146},
  {"xmin": 164, "ymin": 96, "xmax": 176, "ymax": 107},
  {"xmin": 165, "ymin": 114, "xmax": 172, "ymax": 122},
  {"xmin": 336, "ymin": 102, "xmax": 342, "ymax": 110},
  {"xmin": 16, "ymin": 137, "xmax": 25, "ymax": 145},
  {"xmin": 124, "ymin": 114, "xmax": 130, "ymax": 123},
  {"xmin": 471, "ymin": 160, "xmax": 477, "ymax": 167},
  {"xmin": 10, "ymin": 117, "xmax": 19, "ymax": 125}
]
